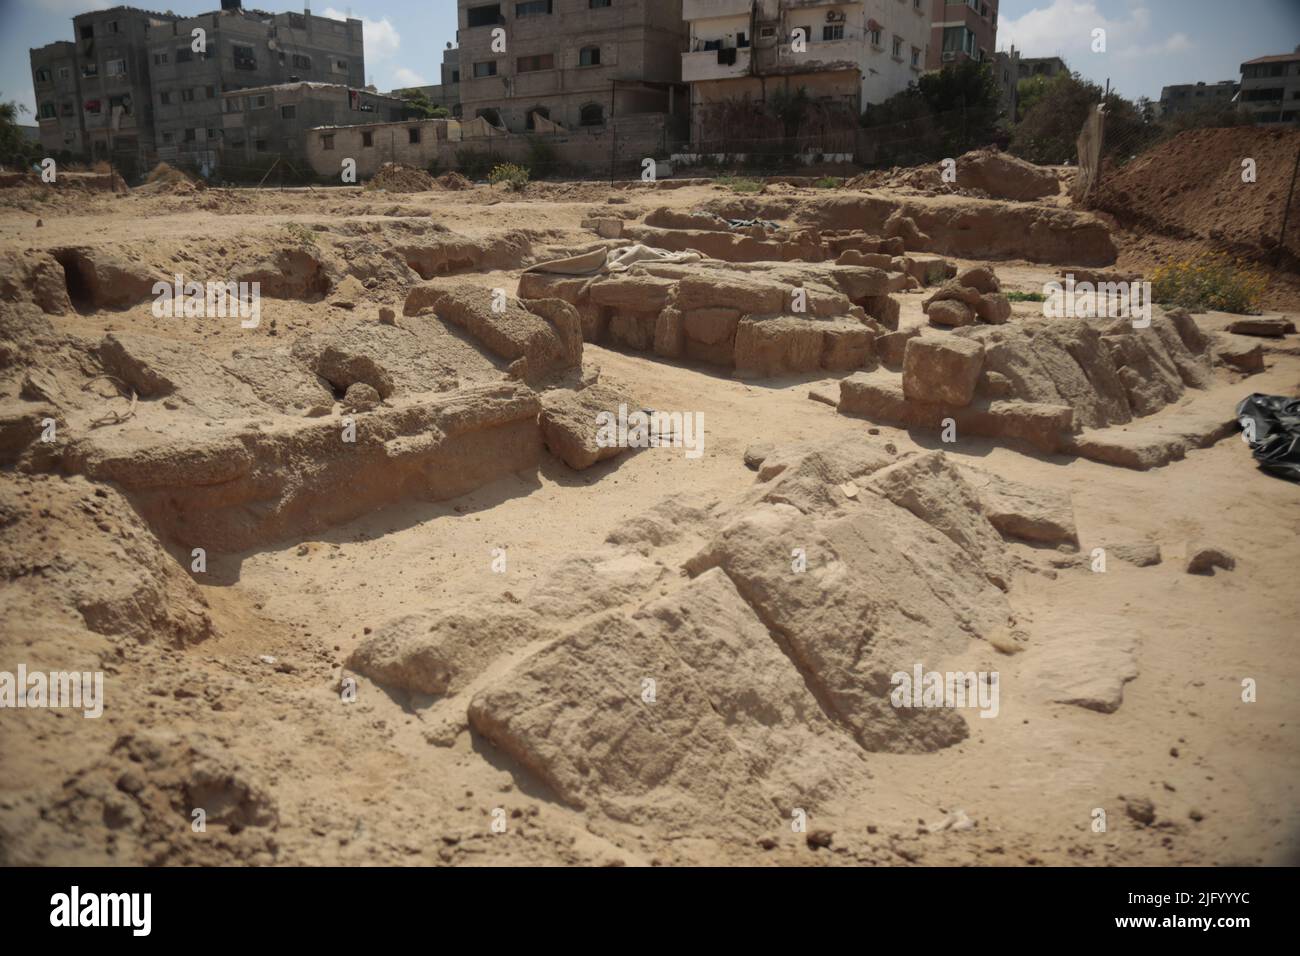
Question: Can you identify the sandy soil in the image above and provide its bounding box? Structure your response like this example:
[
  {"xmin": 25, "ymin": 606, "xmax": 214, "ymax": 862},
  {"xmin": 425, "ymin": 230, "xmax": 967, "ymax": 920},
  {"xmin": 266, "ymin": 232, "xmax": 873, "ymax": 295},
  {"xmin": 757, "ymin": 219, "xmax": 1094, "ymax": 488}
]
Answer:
[{"xmin": 1, "ymin": 174, "xmax": 1297, "ymax": 866}]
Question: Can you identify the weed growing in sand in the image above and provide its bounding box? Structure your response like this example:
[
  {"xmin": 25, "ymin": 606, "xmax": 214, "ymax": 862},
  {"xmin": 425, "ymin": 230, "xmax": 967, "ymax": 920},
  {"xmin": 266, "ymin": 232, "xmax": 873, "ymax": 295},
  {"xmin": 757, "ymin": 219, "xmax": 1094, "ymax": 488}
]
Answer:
[
  {"xmin": 281, "ymin": 222, "xmax": 317, "ymax": 247},
  {"xmin": 716, "ymin": 175, "xmax": 764, "ymax": 194},
  {"xmin": 1006, "ymin": 290, "xmax": 1046, "ymax": 302},
  {"xmin": 488, "ymin": 163, "xmax": 530, "ymax": 192},
  {"xmin": 813, "ymin": 176, "xmax": 841, "ymax": 189},
  {"xmin": 1151, "ymin": 252, "xmax": 1266, "ymax": 314}
]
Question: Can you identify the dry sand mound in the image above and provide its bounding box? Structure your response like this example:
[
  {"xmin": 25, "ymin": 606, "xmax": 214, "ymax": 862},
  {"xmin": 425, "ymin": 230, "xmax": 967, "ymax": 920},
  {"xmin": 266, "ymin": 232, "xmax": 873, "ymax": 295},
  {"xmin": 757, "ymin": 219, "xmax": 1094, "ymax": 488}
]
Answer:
[
  {"xmin": 1091, "ymin": 127, "xmax": 1300, "ymax": 255},
  {"xmin": 365, "ymin": 163, "xmax": 436, "ymax": 193},
  {"xmin": 436, "ymin": 171, "xmax": 473, "ymax": 191}
]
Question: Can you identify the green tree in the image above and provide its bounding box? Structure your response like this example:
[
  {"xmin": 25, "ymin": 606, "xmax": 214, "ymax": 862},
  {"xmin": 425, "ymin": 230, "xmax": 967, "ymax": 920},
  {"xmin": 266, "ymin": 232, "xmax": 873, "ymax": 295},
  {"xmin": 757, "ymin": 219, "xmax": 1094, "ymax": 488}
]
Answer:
[
  {"xmin": 0, "ymin": 100, "xmax": 41, "ymax": 169},
  {"xmin": 401, "ymin": 90, "xmax": 449, "ymax": 120},
  {"xmin": 861, "ymin": 60, "xmax": 1001, "ymax": 164},
  {"xmin": 1009, "ymin": 73, "xmax": 1154, "ymax": 165}
]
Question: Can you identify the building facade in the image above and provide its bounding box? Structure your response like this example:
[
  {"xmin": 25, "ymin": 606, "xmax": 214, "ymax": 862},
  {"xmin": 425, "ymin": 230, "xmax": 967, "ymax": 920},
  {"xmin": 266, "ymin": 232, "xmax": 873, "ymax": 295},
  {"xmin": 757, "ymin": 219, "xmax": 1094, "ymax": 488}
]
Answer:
[
  {"xmin": 1158, "ymin": 80, "xmax": 1238, "ymax": 118},
  {"xmin": 1238, "ymin": 49, "xmax": 1300, "ymax": 125},
  {"xmin": 682, "ymin": 0, "xmax": 932, "ymax": 144},
  {"xmin": 926, "ymin": 0, "xmax": 997, "ymax": 70},
  {"xmin": 456, "ymin": 0, "xmax": 688, "ymax": 133},
  {"xmin": 221, "ymin": 83, "xmax": 406, "ymax": 172},
  {"xmin": 991, "ymin": 44, "xmax": 1019, "ymax": 122},
  {"xmin": 1017, "ymin": 56, "xmax": 1067, "ymax": 81},
  {"xmin": 27, "ymin": 2, "xmax": 366, "ymax": 176}
]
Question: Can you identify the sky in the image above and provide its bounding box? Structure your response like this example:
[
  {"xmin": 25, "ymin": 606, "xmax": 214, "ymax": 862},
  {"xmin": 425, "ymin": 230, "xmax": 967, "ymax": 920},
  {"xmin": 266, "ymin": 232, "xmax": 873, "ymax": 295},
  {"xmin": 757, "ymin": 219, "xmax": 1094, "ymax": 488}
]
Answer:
[{"xmin": 2, "ymin": 0, "xmax": 1297, "ymax": 120}]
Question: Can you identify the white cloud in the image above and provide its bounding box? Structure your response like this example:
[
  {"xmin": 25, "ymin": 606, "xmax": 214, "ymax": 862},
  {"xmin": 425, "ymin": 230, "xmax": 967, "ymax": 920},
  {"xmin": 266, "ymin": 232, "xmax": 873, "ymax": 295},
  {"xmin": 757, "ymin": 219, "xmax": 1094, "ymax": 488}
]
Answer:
[
  {"xmin": 322, "ymin": 7, "xmax": 400, "ymax": 62},
  {"xmin": 391, "ymin": 67, "xmax": 427, "ymax": 88},
  {"xmin": 999, "ymin": 1, "xmax": 1193, "ymax": 62}
]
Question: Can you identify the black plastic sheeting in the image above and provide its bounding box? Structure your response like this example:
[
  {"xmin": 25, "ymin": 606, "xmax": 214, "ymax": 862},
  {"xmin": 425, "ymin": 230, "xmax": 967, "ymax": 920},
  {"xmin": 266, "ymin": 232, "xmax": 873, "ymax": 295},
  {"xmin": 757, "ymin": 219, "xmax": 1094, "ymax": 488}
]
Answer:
[{"xmin": 1236, "ymin": 393, "xmax": 1300, "ymax": 482}]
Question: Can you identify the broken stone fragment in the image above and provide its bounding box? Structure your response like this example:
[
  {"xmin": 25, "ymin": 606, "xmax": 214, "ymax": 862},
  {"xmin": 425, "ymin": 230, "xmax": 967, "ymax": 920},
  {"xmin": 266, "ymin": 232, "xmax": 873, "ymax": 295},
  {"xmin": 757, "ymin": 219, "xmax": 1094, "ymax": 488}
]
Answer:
[
  {"xmin": 1185, "ymin": 544, "xmax": 1236, "ymax": 575},
  {"xmin": 902, "ymin": 335, "xmax": 984, "ymax": 407}
]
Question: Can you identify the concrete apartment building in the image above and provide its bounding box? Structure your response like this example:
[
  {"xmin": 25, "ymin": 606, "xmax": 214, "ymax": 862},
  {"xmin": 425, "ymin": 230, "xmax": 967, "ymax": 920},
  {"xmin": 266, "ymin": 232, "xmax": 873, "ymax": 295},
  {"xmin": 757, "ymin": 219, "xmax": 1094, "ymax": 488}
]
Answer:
[
  {"xmin": 30, "ymin": 7, "xmax": 180, "ymax": 174},
  {"xmin": 926, "ymin": 0, "xmax": 997, "ymax": 70},
  {"xmin": 1238, "ymin": 48, "xmax": 1300, "ymax": 125},
  {"xmin": 1158, "ymin": 79, "xmax": 1238, "ymax": 118},
  {"xmin": 28, "ymin": 2, "xmax": 366, "ymax": 176},
  {"xmin": 456, "ymin": 0, "xmax": 688, "ymax": 133},
  {"xmin": 1017, "ymin": 55, "xmax": 1067, "ymax": 81},
  {"xmin": 222, "ymin": 82, "xmax": 406, "ymax": 171},
  {"xmin": 991, "ymin": 44, "xmax": 1019, "ymax": 121},
  {"xmin": 146, "ymin": 3, "xmax": 365, "ymax": 169},
  {"xmin": 682, "ymin": 0, "xmax": 932, "ymax": 142}
]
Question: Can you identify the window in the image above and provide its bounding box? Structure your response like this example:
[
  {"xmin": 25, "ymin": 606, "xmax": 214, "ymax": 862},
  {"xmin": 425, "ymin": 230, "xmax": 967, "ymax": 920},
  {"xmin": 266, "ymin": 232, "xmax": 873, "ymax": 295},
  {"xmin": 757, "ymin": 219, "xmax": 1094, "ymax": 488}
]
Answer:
[
  {"xmin": 516, "ymin": 54, "xmax": 554, "ymax": 73},
  {"xmin": 233, "ymin": 44, "xmax": 256, "ymax": 70},
  {"xmin": 321, "ymin": 134, "xmax": 335, "ymax": 150},
  {"xmin": 206, "ymin": 128, "xmax": 218, "ymax": 140},
  {"xmin": 39, "ymin": 102, "xmax": 56, "ymax": 119},
  {"xmin": 823, "ymin": 24, "xmax": 844, "ymax": 42},
  {"xmin": 61, "ymin": 102, "xmax": 74, "ymax": 117},
  {"xmin": 181, "ymin": 88, "xmax": 195, "ymax": 102},
  {"xmin": 292, "ymin": 54, "xmax": 313, "ymax": 69},
  {"xmin": 281, "ymin": 105, "xmax": 296, "ymax": 119},
  {"xmin": 255, "ymin": 140, "xmax": 267, "ymax": 152},
  {"xmin": 579, "ymin": 46, "xmax": 600, "ymax": 67},
  {"xmin": 362, "ymin": 131, "xmax": 373, "ymax": 147},
  {"xmin": 333, "ymin": 58, "xmax": 348, "ymax": 73},
  {"xmin": 82, "ymin": 63, "xmax": 98, "ymax": 78},
  {"xmin": 153, "ymin": 52, "xmax": 168, "ymax": 65},
  {"xmin": 160, "ymin": 91, "xmax": 171, "ymax": 105},
  {"xmin": 526, "ymin": 106, "xmax": 549, "ymax": 129},
  {"xmin": 59, "ymin": 67, "xmax": 71, "ymax": 80},
  {"xmin": 35, "ymin": 69, "xmax": 52, "ymax": 84},
  {"xmin": 760, "ymin": 26, "xmax": 776, "ymax": 39},
  {"xmin": 84, "ymin": 99, "xmax": 101, "ymax": 114},
  {"xmin": 80, "ymin": 25, "xmax": 93, "ymax": 40},
  {"xmin": 109, "ymin": 95, "xmax": 131, "ymax": 115},
  {"xmin": 869, "ymin": 28, "xmax": 882, "ymax": 46},
  {"xmin": 205, "ymin": 86, "xmax": 215, "ymax": 99},
  {"xmin": 162, "ymin": 131, "xmax": 174, "ymax": 144},
  {"xmin": 579, "ymin": 102, "xmax": 604, "ymax": 126},
  {"xmin": 892, "ymin": 36, "xmax": 903, "ymax": 58},
  {"xmin": 108, "ymin": 21, "xmax": 119, "ymax": 34},
  {"xmin": 184, "ymin": 128, "xmax": 196, "ymax": 142},
  {"xmin": 408, "ymin": 127, "xmax": 420, "ymax": 144},
  {"xmin": 106, "ymin": 59, "xmax": 126, "ymax": 76},
  {"xmin": 452, "ymin": 69, "xmax": 461, "ymax": 82},
  {"xmin": 516, "ymin": 1, "xmax": 552, "ymax": 16},
  {"xmin": 251, "ymin": 94, "xmax": 268, "ymax": 109},
  {"xmin": 224, "ymin": 96, "xmax": 242, "ymax": 112},
  {"xmin": 911, "ymin": 47, "xmax": 921, "ymax": 68},
  {"xmin": 466, "ymin": 4, "xmax": 502, "ymax": 28},
  {"xmin": 176, "ymin": 47, "xmax": 192, "ymax": 63},
  {"xmin": 591, "ymin": 0, "xmax": 611, "ymax": 7},
  {"xmin": 477, "ymin": 107, "xmax": 503, "ymax": 126},
  {"xmin": 473, "ymin": 60, "xmax": 498, "ymax": 77}
]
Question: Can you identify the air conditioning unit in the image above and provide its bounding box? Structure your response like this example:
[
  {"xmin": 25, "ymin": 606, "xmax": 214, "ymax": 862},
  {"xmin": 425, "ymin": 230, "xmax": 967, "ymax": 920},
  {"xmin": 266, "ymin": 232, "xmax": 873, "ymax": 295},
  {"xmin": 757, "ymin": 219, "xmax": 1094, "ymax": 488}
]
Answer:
[{"xmin": 826, "ymin": 10, "xmax": 844, "ymax": 22}]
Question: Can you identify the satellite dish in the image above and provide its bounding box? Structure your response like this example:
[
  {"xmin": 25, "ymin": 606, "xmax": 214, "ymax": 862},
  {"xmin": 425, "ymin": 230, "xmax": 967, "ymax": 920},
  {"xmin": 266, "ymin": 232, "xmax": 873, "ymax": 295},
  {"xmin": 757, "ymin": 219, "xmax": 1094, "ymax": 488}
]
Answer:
[{"xmin": 267, "ymin": 38, "xmax": 278, "ymax": 50}]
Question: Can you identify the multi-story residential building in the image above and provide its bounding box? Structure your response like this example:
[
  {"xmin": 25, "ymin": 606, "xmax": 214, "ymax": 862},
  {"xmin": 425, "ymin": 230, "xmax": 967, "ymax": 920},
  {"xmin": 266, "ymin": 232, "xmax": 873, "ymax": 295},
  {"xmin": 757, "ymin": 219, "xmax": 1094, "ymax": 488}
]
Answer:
[
  {"xmin": 1158, "ymin": 80, "xmax": 1238, "ymax": 118},
  {"xmin": 991, "ymin": 44, "xmax": 1019, "ymax": 121},
  {"xmin": 220, "ymin": 82, "xmax": 406, "ymax": 171},
  {"xmin": 1238, "ymin": 48, "xmax": 1300, "ymax": 125},
  {"xmin": 1017, "ymin": 55, "xmax": 1067, "ymax": 81},
  {"xmin": 926, "ymin": 0, "xmax": 997, "ymax": 70},
  {"xmin": 682, "ymin": 0, "xmax": 932, "ymax": 143},
  {"xmin": 30, "ymin": 40, "xmax": 87, "ymax": 158},
  {"xmin": 456, "ymin": 0, "xmax": 688, "ymax": 133},
  {"xmin": 147, "ymin": 4, "xmax": 365, "ymax": 168},
  {"xmin": 27, "ymin": 2, "xmax": 365, "ymax": 175}
]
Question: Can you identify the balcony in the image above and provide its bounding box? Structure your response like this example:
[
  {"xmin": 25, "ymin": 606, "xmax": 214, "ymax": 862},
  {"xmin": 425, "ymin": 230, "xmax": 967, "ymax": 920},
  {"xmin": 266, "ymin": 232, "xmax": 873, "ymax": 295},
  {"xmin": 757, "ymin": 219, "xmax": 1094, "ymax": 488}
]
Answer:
[
  {"xmin": 683, "ymin": 0, "xmax": 752, "ymax": 21},
  {"xmin": 682, "ymin": 47, "xmax": 752, "ymax": 83}
]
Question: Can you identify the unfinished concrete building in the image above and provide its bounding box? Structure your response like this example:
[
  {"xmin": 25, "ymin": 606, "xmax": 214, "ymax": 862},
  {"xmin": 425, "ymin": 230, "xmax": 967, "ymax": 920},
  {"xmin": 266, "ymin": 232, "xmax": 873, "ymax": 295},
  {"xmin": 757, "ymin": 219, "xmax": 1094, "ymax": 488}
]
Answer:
[
  {"xmin": 1159, "ymin": 80, "xmax": 1239, "ymax": 119},
  {"xmin": 456, "ymin": 0, "xmax": 688, "ymax": 133},
  {"xmin": 683, "ymin": 0, "xmax": 932, "ymax": 144},
  {"xmin": 146, "ymin": 3, "xmax": 366, "ymax": 169},
  {"xmin": 221, "ymin": 83, "xmax": 406, "ymax": 173},
  {"xmin": 1238, "ymin": 49, "xmax": 1300, "ymax": 126},
  {"xmin": 926, "ymin": 0, "xmax": 998, "ymax": 70},
  {"xmin": 26, "ymin": 2, "xmax": 365, "ymax": 175}
]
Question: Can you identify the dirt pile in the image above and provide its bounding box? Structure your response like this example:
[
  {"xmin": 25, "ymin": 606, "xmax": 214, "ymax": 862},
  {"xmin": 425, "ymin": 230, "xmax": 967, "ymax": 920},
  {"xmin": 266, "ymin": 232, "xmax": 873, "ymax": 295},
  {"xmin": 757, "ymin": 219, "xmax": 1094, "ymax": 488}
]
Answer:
[
  {"xmin": 135, "ymin": 162, "xmax": 206, "ymax": 196},
  {"xmin": 436, "ymin": 171, "xmax": 473, "ymax": 190},
  {"xmin": 365, "ymin": 163, "xmax": 437, "ymax": 193},
  {"xmin": 1091, "ymin": 127, "xmax": 1300, "ymax": 255},
  {"xmin": 847, "ymin": 149, "xmax": 1060, "ymax": 202}
]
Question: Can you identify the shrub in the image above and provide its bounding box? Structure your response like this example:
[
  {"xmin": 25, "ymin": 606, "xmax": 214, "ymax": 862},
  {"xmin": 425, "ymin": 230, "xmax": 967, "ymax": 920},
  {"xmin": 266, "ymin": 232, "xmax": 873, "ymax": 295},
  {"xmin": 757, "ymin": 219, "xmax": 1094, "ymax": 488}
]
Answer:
[
  {"xmin": 716, "ymin": 175, "xmax": 763, "ymax": 194},
  {"xmin": 1151, "ymin": 253, "xmax": 1266, "ymax": 314},
  {"xmin": 525, "ymin": 137, "xmax": 559, "ymax": 178},
  {"xmin": 813, "ymin": 176, "xmax": 840, "ymax": 189},
  {"xmin": 488, "ymin": 162, "xmax": 530, "ymax": 191},
  {"xmin": 1006, "ymin": 290, "xmax": 1046, "ymax": 302}
]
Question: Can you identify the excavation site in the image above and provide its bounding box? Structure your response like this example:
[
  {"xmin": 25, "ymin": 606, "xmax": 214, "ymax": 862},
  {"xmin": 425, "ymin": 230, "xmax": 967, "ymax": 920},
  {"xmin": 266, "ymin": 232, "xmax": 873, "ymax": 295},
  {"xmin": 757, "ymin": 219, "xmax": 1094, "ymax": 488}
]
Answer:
[{"xmin": 1, "ymin": 137, "xmax": 1298, "ymax": 872}]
